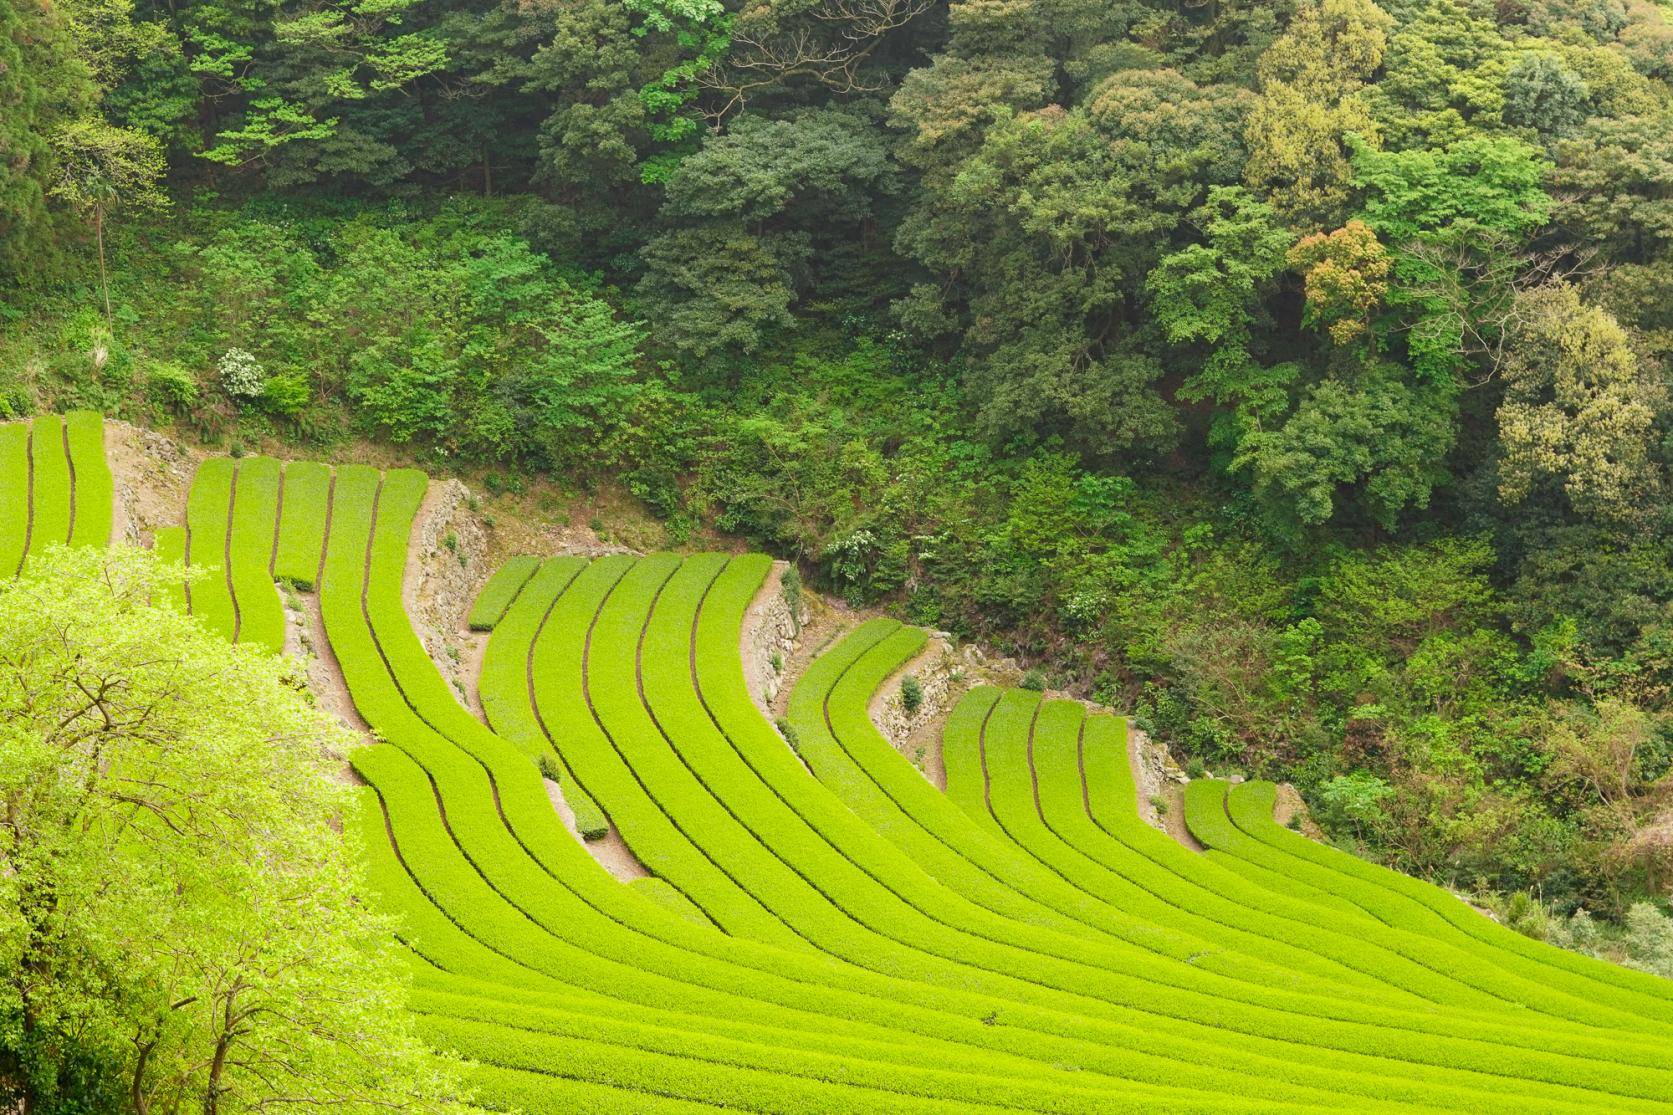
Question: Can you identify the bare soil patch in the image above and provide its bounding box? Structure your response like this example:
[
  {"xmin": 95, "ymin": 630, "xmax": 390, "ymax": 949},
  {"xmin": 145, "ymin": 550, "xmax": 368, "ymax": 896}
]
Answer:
[
  {"xmin": 865, "ymin": 635, "xmax": 983, "ymax": 792},
  {"xmin": 106, "ymin": 420, "xmax": 202, "ymax": 546},
  {"xmin": 1273, "ymin": 781, "xmax": 1326, "ymax": 841},
  {"xmin": 1128, "ymin": 724, "xmax": 1202, "ymax": 851},
  {"xmin": 544, "ymin": 778, "xmax": 649, "ymax": 883},
  {"xmin": 739, "ymin": 559, "xmax": 798, "ymax": 720},
  {"xmin": 294, "ymin": 588, "xmax": 371, "ymax": 738}
]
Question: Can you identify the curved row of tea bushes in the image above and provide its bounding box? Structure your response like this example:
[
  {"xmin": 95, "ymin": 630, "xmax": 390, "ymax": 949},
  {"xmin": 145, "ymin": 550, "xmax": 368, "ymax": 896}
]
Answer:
[
  {"xmin": 520, "ymin": 554, "xmax": 804, "ymax": 944},
  {"xmin": 1184, "ymin": 778, "xmax": 1673, "ymax": 1037},
  {"xmin": 942, "ymin": 691, "xmax": 1435, "ymax": 1005},
  {"xmin": 176, "ymin": 466, "xmax": 1673, "ymax": 1114},
  {"xmin": 272, "ymin": 460, "xmax": 331, "ymax": 589},
  {"xmin": 181, "ymin": 457, "xmax": 238, "ymax": 642},
  {"xmin": 336, "ymin": 513, "xmax": 1346, "ymax": 1110},
  {"xmin": 0, "ymin": 422, "xmax": 28, "ymax": 574},
  {"xmin": 0, "ymin": 413, "xmax": 112, "ymax": 574},
  {"xmin": 225, "ymin": 456, "xmax": 285, "ymax": 651},
  {"xmin": 408, "ymin": 552, "xmax": 1519, "ymax": 1104},
  {"xmin": 353, "ymin": 539, "xmax": 1438, "ymax": 1104},
  {"xmin": 475, "ymin": 554, "xmax": 611, "ymax": 837},
  {"xmin": 468, "ymin": 554, "xmax": 539, "ymax": 631},
  {"xmin": 64, "ymin": 411, "xmax": 111, "ymax": 548},
  {"xmin": 1221, "ymin": 779, "xmax": 1673, "ymax": 1025},
  {"xmin": 27, "ymin": 415, "xmax": 72, "ymax": 560},
  {"xmin": 971, "ymin": 692, "xmax": 1673, "ymax": 1071},
  {"xmin": 1023, "ymin": 703, "xmax": 1560, "ymax": 1025},
  {"xmin": 794, "ymin": 626, "xmax": 1673, "ymax": 1106}
]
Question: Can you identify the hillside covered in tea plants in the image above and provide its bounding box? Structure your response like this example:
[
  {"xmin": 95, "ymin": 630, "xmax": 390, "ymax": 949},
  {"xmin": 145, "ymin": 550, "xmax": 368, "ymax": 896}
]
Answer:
[
  {"xmin": 2, "ymin": 415, "xmax": 1672, "ymax": 1111},
  {"xmin": 4, "ymin": 0, "xmax": 1673, "ymax": 1108}
]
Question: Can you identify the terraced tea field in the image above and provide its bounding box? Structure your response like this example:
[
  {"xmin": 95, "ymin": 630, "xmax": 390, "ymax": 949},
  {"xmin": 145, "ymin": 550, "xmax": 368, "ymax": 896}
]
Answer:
[{"xmin": 7, "ymin": 419, "xmax": 1673, "ymax": 1112}]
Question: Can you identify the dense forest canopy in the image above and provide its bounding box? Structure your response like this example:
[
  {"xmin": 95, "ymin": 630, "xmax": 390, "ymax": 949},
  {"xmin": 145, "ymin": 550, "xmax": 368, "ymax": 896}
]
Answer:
[{"xmin": 3, "ymin": 0, "xmax": 1672, "ymax": 937}]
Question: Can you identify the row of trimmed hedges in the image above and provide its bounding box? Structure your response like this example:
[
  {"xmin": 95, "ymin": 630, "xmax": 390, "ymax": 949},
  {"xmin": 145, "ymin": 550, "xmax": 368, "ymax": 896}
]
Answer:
[
  {"xmin": 477, "ymin": 555, "xmax": 609, "ymax": 838},
  {"xmin": 227, "ymin": 456, "xmax": 285, "ymax": 651},
  {"xmin": 0, "ymin": 423, "xmax": 28, "ymax": 575},
  {"xmin": 272, "ymin": 459, "xmax": 331, "ymax": 589},
  {"xmin": 469, "ymin": 555, "xmax": 540, "ymax": 631},
  {"xmin": 27, "ymin": 415, "xmax": 72, "ymax": 557},
  {"xmin": 64, "ymin": 410, "xmax": 112, "ymax": 548},
  {"xmin": 183, "ymin": 457, "xmax": 237, "ymax": 642}
]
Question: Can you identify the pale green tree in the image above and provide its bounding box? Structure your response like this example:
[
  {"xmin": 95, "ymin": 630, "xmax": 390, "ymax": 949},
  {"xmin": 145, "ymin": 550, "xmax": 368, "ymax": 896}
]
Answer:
[
  {"xmin": 1496, "ymin": 283, "xmax": 1664, "ymax": 522},
  {"xmin": 0, "ymin": 545, "xmax": 474, "ymax": 1115},
  {"xmin": 1243, "ymin": 0, "xmax": 1392, "ymax": 227},
  {"xmin": 48, "ymin": 118, "xmax": 167, "ymax": 330}
]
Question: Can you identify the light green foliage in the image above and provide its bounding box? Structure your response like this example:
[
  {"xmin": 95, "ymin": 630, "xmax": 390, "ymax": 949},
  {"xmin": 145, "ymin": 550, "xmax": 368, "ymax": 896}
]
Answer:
[
  {"xmin": 183, "ymin": 456, "xmax": 236, "ymax": 642},
  {"xmin": 0, "ymin": 545, "xmax": 471, "ymax": 1114},
  {"xmin": 1232, "ymin": 364, "xmax": 1456, "ymax": 530},
  {"xmin": 150, "ymin": 524, "xmax": 188, "ymax": 611},
  {"xmin": 226, "ymin": 455, "xmax": 284, "ymax": 651},
  {"xmin": 1243, "ymin": 0, "xmax": 1391, "ymax": 226},
  {"xmin": 1496, "ymin": 283, "xmax": 1664, "ymax": 523},
  {"xmin": 64, "ymin": 410, "xmax": 111, "ymax": 548},
  {"xmin": 468, "ymin": 555, "xmax": 539, "ymax": 632},
  {"xmin": 325, "ymin": 225, "xmax": 644, "ymax": 464},
  {"xmin": 1316, "ymin": 771, "xmax": 1395, "ymax": 840},
  {"xmin": 0, "ymin": 424, "xmax": 27, "ymax": 577},
  {"xmin": 1150, "ymin": 186, "xmax": 1295, "ymax": 420},
  {"xmin": 1350, "ymin": 134, "xmax": 1553, "ymax": 380},
  {"xmin": 1351, "ymin": 135, "xmax": 1553, "ymax": 245},
  {"xmin": 272, "ymin": 460, "xmax": 331, "ymax": 589},
  {"xmin": 26, "ymin": 416, "xmax": 72, "ymax": 559}
]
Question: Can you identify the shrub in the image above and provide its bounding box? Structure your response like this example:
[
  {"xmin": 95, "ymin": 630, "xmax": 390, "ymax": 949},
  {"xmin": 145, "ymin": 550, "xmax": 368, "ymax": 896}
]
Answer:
[
  {"xmin": 900, "ymin": 674, "xmax": 924, "ymax": 715},
  {"xmin": 145, "ymin": 360, "xmax": 199, "ymax": 409},
  {"xmin": 219, "ymin": 347, "xmax": 266, "ymax": 400},
  {"xmin": 261, "ymin": 371, "xmax": 311, "ymax": 416},
  {"xmin": 780, "ymin": 564, "xmax": 803, "ymax": 633},
  {"xmin": 537, "ymin": 753, "xmax": 562, "ymax": 783},
  {"xmin": 1020, "ymin": 668, "xmax": 1046, "ymax": 692}
]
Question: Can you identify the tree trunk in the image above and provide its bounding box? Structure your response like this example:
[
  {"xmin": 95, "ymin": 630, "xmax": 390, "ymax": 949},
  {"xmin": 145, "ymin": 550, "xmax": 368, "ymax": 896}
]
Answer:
[
  {"xmin": 131, "ymin": 1039, "xmax": 154, "ymax": 1115},
  {"xmin": 201, "ymin": 990, "xmax": 238, "ymax": 1115},
  {"xmin": 95, "ymin": 206, "xmax": 112, "ymax": 333}
]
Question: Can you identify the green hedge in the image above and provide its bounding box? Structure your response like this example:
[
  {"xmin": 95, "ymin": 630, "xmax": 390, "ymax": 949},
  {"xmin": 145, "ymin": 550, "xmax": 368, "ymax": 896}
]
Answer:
[
  {"xmin": 468, "ymin": 554, "xmax": 540, "ymax": 631},
  {"xmin": 26, "ymin": 415, "xmax": 71, "ymax": 559},
  {"xmin": 228, "ymin": 456, "xmax": 285, "ymax": 652},
  {"xmin": 342, "ymin": 547, "xmax": 1468, "ymax": 1112},
  {"xmin": 1029, "ymin": 710, "xmax": 1511, "ymax": 1015},
  {"xmin": 0, "ymin": 423, "xmax": 28, "ymax": 576},
  {"xmin": 182, "ymin": 457, "xmax": 237, "ymax": 642},
  {"xmin": 1225, "ymin": 780, "xmax": 1673, "ymax": 1024},
  {"xmin": 272, "ymin": 459, "xmax": 331, "ymax": 589},
  {"xmin": 313, "ymin": 505, "xmax": 1673, "ymax": 1111},
  {"xmin": 476, "ymin": 554, "xmax": 608, "ymax": 836},
  {"xmin": 64, "ymin": 410, "xmax": 112, "ymax": 548}
]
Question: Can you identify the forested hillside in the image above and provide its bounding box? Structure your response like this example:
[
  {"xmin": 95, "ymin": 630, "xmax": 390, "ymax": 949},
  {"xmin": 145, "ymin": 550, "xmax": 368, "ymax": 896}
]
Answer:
[{"xmin": 3, "ymin": 0, "xmax": 1672, "ymax": 948}]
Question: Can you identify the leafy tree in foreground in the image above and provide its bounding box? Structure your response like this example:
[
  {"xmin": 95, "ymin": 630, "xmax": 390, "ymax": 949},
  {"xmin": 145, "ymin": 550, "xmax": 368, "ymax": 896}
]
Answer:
[{"xmin": 0, "ymin": 546, "xmax": 474, "ymax": 1115}]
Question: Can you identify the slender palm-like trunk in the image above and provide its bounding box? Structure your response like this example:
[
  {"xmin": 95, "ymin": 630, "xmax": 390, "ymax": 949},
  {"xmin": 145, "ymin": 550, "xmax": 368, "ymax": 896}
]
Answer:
[{"xmin": 95, "ymin": 205, "xmax": 112, "ymax": 332}]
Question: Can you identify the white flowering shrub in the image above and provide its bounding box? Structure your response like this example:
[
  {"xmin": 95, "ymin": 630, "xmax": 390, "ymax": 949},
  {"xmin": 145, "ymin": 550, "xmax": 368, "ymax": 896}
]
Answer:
[{"xmin": 218, "ymin": 347, "xmax": 266, "ymax": 399}]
